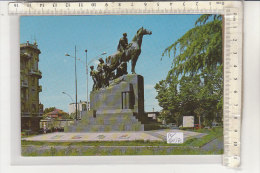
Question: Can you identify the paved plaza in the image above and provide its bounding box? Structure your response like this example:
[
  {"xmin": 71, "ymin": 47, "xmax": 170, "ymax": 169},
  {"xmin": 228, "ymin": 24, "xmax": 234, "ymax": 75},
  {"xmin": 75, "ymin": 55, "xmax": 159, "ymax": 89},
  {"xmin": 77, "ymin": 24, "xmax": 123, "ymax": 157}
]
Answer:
[{"xmin": 23, "ymin": 129, "xmax": 206, "ymax": 142}]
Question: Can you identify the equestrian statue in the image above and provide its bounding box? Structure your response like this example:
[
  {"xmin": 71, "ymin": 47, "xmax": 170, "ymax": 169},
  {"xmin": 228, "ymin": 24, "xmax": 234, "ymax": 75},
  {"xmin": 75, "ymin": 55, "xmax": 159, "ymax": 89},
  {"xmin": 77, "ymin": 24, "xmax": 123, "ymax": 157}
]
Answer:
[{"xmin": 90, "ymin": 27, "xmax": 152, "ymax": 90}]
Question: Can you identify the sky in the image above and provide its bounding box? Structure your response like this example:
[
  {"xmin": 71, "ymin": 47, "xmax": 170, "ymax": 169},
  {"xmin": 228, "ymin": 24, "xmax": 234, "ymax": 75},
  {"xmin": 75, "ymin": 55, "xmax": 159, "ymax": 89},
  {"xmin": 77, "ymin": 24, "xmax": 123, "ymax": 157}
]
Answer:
[{"xmin": 20, "ymin": 14, "xmax": 201, "ymax": 113}]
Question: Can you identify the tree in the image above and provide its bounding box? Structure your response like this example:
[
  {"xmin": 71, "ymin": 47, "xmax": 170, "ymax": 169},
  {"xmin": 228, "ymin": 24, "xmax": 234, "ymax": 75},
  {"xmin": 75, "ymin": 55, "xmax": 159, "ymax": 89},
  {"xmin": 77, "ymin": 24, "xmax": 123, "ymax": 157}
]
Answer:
[
  {"xmin": 162, "ymin": 15, "xmax": 222, "ymax": 78},
  {"xmin": 155, "ymin": 15, "xmax": 223, "ymax": 126},
  {"xmin": 43, "ymin": 107, "xmax": 56, "ymax": 114},
  {"xmin": 60, "ymin": 112, "xmax": 70, "ymax": 119},
  {"xmin": 69, "ymin": 111, "xmax": 80, "ymax": 119}
]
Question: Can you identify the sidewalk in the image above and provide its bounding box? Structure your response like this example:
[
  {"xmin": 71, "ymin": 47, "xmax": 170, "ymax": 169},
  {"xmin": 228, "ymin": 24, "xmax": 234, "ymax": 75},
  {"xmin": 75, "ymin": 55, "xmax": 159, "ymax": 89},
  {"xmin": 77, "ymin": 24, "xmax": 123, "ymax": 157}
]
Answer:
[{"xmin": 23, "ymin": 129, "xmax": 206, "ymax": 142}]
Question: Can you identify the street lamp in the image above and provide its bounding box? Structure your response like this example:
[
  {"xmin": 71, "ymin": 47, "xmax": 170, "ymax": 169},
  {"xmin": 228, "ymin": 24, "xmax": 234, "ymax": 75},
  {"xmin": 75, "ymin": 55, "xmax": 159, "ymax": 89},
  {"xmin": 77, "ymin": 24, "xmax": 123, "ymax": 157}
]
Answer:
[
  {"xmin": 65, "ymin": 45, "xmax": 78, "ymax": 120},
  {"xmin": 85, "ymin": 49, "xmax": 88, "ymax": 111},
  {"xmin": 62, "ymin": 91, "xmax": 73, "ymax": 103}
]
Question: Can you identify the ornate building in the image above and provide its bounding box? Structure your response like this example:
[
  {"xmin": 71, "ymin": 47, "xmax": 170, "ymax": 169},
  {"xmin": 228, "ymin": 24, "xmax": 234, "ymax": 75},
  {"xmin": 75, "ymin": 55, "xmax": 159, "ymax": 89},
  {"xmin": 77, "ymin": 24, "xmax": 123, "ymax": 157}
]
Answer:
[{"xmin": 20, "ymin": 41, "xmax": 43, "ymax": 133}]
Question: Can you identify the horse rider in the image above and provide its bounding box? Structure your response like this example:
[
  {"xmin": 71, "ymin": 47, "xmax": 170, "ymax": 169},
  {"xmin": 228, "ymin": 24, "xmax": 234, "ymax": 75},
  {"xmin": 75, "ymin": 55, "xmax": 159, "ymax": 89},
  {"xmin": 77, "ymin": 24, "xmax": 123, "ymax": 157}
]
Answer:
[{"xmin": 117, "ymin": 33, "xmax": 128, "ymax": 53}]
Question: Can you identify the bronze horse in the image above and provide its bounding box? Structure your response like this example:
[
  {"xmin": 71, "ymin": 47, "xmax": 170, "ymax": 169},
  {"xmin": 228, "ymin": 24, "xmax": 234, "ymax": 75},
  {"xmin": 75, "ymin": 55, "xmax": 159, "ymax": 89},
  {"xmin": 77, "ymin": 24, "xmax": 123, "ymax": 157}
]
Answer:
[{"xmin": 107, "ymin": 27, "xmax": 152, "ymax": 74}]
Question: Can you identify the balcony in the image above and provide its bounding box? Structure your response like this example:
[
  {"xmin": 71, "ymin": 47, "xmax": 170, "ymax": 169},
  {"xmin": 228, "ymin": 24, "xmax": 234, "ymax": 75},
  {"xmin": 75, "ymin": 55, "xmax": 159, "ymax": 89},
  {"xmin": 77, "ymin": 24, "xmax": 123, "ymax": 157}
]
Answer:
[
  {"xmin": 20, "ymin": 52, "xmax": 33, "ymax": 60},
  {"xmin": 38, "ymin": 85, "xmax": 42, "ymax": 92},
  {"xmin": 21, "ymin": 112, "xmax": 31, "ymax": 117},
  {"xmin": 21, "ymin": 80, "xmax": 28, "ymax": 88},
  {"xmin": 32, "ymin": 113, "xmax": 43, "ymax": 118},
  {"xmin": 29, "ymin": 70, "xmax": 42, "ymax": 78}
]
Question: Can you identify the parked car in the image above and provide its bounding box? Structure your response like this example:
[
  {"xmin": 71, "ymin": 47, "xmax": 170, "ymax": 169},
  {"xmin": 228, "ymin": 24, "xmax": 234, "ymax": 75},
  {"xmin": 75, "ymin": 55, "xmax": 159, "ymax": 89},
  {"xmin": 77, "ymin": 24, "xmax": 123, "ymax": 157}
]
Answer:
[
  {"xmin": 159, "ymin": 124, "xmax": 168, "ymax": 128},
  {"xmin": 167, "ymin": 123, "xmax": 179, "ymax": 129},
  {"xmin": 212, "ymin": 122, "xmax": 221, "ymax": 127}
]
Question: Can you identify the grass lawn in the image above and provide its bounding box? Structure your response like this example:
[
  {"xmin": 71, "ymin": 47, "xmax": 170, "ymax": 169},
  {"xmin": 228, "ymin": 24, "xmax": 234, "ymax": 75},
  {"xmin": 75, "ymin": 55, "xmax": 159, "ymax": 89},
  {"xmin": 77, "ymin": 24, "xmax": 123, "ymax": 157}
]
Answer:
[
  {"xmin": 22, "ymin": 146, "xmax": 223, "ymax": 156},
  {"xmin": 184, "ymin": 127, "xmax": 223, "ymax": 147},
  {"xmin": 21, "ymin": 127, "xmax": 223, "ymax": 156}
]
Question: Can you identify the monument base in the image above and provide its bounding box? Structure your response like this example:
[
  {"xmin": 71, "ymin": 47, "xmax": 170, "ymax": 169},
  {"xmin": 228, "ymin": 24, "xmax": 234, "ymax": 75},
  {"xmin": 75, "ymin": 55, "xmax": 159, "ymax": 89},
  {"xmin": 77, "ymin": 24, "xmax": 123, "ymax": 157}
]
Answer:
[
  {"xmin": 65, "ymin": 74, "xmax": 160, "ymax": 132},
  {"xmin": 65, "ymin": 110, "xmax": 144, "ymax": 132},
  {"xmin": 90, "ymin": 74, "xmax": 144, "ymax": 116}
]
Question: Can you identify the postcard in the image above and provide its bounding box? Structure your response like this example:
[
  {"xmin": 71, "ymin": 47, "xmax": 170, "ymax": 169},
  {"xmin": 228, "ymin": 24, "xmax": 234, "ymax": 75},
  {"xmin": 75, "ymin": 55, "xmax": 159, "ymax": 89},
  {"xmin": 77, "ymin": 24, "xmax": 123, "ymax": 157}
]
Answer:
[{"xmin": 20, "ymin": 14, "xmax": 223, "ymax": 156}]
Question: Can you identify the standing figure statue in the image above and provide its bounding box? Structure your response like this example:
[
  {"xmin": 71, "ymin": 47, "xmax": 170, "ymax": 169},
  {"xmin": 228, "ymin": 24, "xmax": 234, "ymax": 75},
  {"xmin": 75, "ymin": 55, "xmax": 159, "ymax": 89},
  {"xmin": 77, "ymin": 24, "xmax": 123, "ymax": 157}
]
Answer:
[
  {"xmin": 97, "ymin": 58, "xmax": 105, "ymax": 88},
  {"xmin": 103, "ymin": 63, "xmax": 111, "ymax": 87},
  {"xmin": 115, "ymin": 62, "xmax": 128, "ymax": 78},
  {"xmin": 90, "ymin": 66, "xmax": 98, "ymax": 91}
]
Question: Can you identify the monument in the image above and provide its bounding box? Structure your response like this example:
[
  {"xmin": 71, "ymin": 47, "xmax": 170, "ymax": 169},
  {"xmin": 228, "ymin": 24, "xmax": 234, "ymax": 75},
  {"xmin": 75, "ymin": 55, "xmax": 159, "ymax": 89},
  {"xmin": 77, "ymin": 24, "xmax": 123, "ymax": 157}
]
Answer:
[{"xmin": 65, "ymin": 27, "xmax": 159, "ymax": 132}]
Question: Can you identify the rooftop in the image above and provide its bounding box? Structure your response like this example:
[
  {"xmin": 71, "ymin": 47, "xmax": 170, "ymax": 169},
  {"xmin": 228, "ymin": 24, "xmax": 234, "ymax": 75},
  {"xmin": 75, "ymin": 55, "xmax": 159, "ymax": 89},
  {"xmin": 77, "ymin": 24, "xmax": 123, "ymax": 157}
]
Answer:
[{"xmin": 20, "ymin": 41, "xmax": 41, "ymax": 53}]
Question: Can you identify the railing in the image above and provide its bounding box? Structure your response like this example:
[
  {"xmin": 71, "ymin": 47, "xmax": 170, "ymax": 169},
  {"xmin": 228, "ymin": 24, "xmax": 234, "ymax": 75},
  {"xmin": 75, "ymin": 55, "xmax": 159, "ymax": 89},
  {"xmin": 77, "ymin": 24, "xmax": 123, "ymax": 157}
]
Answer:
[
  {"xmin": 21, "ymin": 112, "xmax": 30, "ymax": 117},
  {"xmin": 29, "ymin": 70, "xmax": 42, "ymax": 77},
  {"xmin": 20, "ymin": 42, "xmax": 38, "ymax": 49},
  {"xmin": 21, "ymin": 80, "xmax": 28, "ymax": 87},
  {"xmin": 32, "ymin": 113, "xmax": 43, "ymax": 117}
]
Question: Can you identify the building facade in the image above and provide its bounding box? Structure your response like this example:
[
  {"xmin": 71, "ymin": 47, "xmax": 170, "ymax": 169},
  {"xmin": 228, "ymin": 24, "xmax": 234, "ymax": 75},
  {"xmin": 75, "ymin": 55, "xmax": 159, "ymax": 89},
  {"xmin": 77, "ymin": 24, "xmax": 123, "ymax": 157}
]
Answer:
[
  {"xmin": 20, "ymin": 41, "xmax": 43, "ymax": 133},
  {"xmin": 40, "ymin": 108, "xmax": 73, "ymax": 133},
  {"xmin": 68, "ymin": 101, "xmax": 89, "ymax": 119},
  {"xmin": 146, "ymin": 112, "xmax": 159, "ymax": 120}
]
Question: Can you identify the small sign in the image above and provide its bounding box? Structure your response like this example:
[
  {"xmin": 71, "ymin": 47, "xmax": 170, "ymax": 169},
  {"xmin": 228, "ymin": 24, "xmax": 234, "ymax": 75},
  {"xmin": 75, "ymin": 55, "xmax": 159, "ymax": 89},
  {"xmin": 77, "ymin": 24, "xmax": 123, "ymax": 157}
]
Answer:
[
  {"xmin": 167, "ymin": 132, "xmax": 183, "ymax": 144},
  {"xmin": 183, "ymin": 116, "xmax": 194, "ymax": 127}
]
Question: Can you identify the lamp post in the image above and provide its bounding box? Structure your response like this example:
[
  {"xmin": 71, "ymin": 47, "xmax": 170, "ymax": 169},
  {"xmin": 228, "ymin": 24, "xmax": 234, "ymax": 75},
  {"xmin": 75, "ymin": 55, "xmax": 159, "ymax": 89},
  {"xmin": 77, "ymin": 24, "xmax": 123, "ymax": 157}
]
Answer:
[
  {"xmin": 85, "ymin": 49, "xmax": 88, "ymax": 111},
  {"xmin": 65, "ymin": 46, "xmax": 78, "ymax": 120},
  {"xmin": 62, "ymin": 91, "xmax": 73, "ymax": 103}
]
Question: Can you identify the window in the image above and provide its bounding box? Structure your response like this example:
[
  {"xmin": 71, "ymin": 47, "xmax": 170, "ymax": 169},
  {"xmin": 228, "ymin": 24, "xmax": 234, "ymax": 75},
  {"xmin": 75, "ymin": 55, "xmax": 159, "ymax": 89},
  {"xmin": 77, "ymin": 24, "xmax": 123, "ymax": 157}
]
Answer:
[
  {"xmin": 34, "ymin": 61, "xmax": 38, "ymax": 71},
  {"xmin": 32, "ymin": 104, "xmax": 36, "ymax": 113},
  {"xmin": 122, "ymin": 92, "xmax": 131, "ymax": 109}
]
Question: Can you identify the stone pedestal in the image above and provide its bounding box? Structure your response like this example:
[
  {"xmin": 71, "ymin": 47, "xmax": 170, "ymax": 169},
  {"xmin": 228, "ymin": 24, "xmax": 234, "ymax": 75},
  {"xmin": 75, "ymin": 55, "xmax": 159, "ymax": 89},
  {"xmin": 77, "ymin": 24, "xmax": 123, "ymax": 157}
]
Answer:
[
  {"xmin": 65, "ymin": 109, "xmax": 144, "ymax": 132},
  {"xmin": 65, "ymin": 74, "xmax": 147, "ymax": 132},
  {"xmin": 90, "ymin": 74, "xmax": 144, "ymax": 117}
]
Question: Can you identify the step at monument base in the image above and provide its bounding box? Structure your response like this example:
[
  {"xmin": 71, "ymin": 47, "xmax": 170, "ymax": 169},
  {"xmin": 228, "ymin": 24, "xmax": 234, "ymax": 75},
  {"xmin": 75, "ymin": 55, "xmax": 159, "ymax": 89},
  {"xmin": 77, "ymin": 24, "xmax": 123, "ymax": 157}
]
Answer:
[
  {"xmin": 64, "ymin": 110, "xmax": 145, "ymax": 132},
  {"xmin": 64, "ymin": 74, "xmax": 161, "ymax": 132}
]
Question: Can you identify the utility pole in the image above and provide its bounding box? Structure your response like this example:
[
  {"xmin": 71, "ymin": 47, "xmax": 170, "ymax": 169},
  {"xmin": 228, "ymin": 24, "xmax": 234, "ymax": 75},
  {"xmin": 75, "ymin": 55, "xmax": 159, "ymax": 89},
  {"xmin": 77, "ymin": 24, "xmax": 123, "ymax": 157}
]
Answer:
[
  {"xmin": 75, "ymin": 46, "xmax": 78, "ymax": 120},
  {"xmin": 65, "ymin": 47, "xmax": 78, "ymax": 120},
  {"xmin": 85, "ymin": 49, "xmax": 88, "ymax": 110}
]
